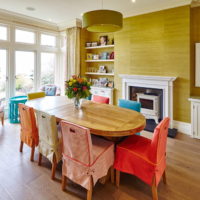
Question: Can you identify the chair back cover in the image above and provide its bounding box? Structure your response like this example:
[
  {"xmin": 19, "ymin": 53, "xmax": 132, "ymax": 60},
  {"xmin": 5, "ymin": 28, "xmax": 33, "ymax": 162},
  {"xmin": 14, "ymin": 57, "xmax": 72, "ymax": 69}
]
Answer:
[
  {"xmin": 118, "ymin": 99, "xmax": 141, "ymax": 112},
  {"xmin": 60, "ymin": 120, "xmax": 93, "ymax": 166},
  {"xmin": 27, "ymin": 92, "xmax": 45, "ymax": 100},
  {"xmin": 18, "ymin": 103, "xmax": 38, "ymax": 147},
  {"xmin": 92, "ymin": 95, "xmax": 109, "ymax": 104},
  {"xmin": 36, "ymin": 110, "xmax": 61, "ymax": 162},
  {"xmin": 36, "ymin": 111, "xmax": 59, "ymax": 147},
  {"xmin": 150, "ymin": 117, "xmax": 170, "ymax": 163}
]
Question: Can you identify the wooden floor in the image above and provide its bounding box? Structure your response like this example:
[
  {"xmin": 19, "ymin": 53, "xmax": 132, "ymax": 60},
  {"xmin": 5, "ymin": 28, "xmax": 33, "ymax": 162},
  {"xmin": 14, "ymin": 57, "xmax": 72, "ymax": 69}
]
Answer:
[{"xmin": 0, "ymin": 121, "xmax": 200, "ymax": 200}]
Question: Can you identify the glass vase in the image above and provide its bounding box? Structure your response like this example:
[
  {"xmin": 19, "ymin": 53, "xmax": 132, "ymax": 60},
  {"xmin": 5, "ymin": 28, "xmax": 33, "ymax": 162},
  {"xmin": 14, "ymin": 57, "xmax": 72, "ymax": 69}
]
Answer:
[{"xmin": 74, "ymin": 96, "xmax": 81, "ymax": 109}]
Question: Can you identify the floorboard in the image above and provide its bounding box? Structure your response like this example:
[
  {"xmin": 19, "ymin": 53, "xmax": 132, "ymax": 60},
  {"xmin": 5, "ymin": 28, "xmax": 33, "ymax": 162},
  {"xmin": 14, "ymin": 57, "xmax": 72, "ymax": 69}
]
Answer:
[{"xmin": 0, "ymin": 121, "xmax": 200, "ymax": 200}]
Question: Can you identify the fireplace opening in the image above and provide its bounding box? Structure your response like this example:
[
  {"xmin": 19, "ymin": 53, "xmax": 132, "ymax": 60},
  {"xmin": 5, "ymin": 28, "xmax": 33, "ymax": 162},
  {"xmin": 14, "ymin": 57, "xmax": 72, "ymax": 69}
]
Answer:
[
  {"xmin": 129, "ymin": 86, "xmax": 163, "ymax": 132},
  {"xmin": 140, "ymin": 98, "xmax": 154, "ymax": 110}
]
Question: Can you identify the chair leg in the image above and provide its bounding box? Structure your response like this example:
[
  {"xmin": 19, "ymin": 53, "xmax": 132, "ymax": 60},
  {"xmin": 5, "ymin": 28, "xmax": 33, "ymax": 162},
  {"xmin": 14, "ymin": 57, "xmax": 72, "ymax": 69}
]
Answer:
[
  {"xmin": 1, "ymin": 114, "xmax": 4, "ymax": 126},
  {"xmin": 116, "ymin": 170, "xmax": 120, "ymax": 187},
  {"xmin": 30, "ymin": 146, "xmax": 35, "ymax": 161},
  {"xmin": 111, "ymin": 167, "xmax": 115, "ymax": 184},
  {"xmin": 51, "ymin": 154, "xmax": 57, "ymax": 180},
  {"xmin": 151, "ymin": 176, "xmax": 158, "ymax": 200},
  {"xmin": 38, "ymin": 153, "xmax": 42, "ymax": 166},
  {"xmin": 19, "ymin": 141, "xmax": 23, "ymax": 152},
  {"xmin": 62, "ymin": 175, "xmax": 67, "ymax": 191},
  {"xmin": 87, "ymin": 176, "xmax": 93, "ymax": 200},
  {"xmin": 163, "ymin": 170, "xmax": 167, "ymax": 184}
]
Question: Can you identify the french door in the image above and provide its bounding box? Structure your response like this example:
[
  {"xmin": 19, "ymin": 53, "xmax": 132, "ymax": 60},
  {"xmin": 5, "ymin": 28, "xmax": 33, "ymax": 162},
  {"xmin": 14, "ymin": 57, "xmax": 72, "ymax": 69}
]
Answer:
[
  {"xmin": 15, "ymin": 51, "xmax": 35, "ymax": 96},
  {"xmin": 0, "ymin": 49, "xmax": 8, "ymax": 103}
]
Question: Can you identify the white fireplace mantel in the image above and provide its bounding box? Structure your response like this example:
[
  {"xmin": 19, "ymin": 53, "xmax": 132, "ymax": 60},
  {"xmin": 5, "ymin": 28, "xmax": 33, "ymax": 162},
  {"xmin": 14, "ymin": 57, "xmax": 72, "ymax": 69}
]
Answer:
[{"xmin": 119, "ymin": 74, "xmax": 177, "ymax": 128}]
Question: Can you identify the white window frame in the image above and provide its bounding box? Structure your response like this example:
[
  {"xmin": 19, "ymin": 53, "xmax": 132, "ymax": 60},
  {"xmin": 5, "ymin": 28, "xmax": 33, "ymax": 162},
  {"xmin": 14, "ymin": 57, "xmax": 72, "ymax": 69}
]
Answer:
[
  {"xmin": 0, "ymin": 24, "xmax": 9, "ymax": 42},
  {"xmin": 0, "ymin": 22, "xmax": 61, "ymax": 102},
  {"xmin": 40, "ymin": 32, "xmax": 57, "ymax": 47},
  {"xmin": 15, "ymin": 27, "xmax": 36, "ymax": 45}
]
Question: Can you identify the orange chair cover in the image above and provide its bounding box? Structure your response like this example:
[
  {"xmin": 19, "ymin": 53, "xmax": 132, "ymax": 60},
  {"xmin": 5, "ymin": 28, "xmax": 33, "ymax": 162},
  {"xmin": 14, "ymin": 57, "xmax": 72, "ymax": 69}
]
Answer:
[
  {"xmin": 114, "ymin": 117, "xmax": 170, "ymax": 186},
  {"xmin": 19, "ymin": 104, "xmax": 39, "ymax": 147}
]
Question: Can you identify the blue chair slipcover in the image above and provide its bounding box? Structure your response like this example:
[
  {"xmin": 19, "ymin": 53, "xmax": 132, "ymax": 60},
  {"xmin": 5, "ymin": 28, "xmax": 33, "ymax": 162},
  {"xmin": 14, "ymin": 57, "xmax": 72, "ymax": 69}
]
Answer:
[{"xmin": 118, "ymin": 99, "xmax": 142, "ymax": 135}]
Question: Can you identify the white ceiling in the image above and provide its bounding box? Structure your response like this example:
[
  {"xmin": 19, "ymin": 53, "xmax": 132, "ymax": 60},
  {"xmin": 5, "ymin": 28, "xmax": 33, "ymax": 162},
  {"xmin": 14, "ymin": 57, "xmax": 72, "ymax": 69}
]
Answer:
[{"xmin": 0, "ymin": 0, "xmax": 192, "ymax": 25}]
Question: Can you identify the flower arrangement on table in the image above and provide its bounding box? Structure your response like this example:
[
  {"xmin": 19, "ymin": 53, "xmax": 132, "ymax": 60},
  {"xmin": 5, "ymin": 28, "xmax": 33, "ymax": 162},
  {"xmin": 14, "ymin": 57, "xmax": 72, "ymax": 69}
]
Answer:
[{"xmin": 65, "ymin": 75, "xmax": 91, "ymax": 108}]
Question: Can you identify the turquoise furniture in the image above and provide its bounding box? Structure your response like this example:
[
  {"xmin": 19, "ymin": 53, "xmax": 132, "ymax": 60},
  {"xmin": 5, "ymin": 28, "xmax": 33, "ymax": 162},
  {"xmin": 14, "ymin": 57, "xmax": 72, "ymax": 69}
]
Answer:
[
  {"xmin": 9, "ymin": 96, "xmax": 27, "ymax": 123},
  {"xmin": 118, "ymin": 99, "xmax": 142, "ymax": 135}
]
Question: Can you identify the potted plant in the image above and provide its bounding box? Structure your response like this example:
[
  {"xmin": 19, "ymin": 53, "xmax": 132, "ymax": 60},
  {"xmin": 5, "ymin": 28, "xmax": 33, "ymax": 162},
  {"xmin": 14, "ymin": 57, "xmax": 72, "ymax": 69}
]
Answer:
[{"xmin": 65, "ymin": 75, "xmax": 91, "ymax": 109}]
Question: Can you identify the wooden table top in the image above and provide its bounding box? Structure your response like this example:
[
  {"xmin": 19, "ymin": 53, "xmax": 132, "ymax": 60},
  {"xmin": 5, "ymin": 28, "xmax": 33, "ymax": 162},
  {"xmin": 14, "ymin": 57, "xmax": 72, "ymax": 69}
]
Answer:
[{"xmin": 26, "ymin": 96, "xmax": 146, "ymax": 137}]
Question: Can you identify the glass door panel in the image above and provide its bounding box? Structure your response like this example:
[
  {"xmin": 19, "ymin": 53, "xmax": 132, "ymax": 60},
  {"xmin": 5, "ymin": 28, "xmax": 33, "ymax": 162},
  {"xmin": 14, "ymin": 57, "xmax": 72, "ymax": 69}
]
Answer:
[
  {"xmin": 0, "ymin": 49, "xmax": 7, "ymax": 103},
  {"xmin": 15, "ymin": 51, "xmax": 35, "ymax": 95},
  {"xmin": 41, "ymin": 52, "xmax": 55, "ymax": 85}
]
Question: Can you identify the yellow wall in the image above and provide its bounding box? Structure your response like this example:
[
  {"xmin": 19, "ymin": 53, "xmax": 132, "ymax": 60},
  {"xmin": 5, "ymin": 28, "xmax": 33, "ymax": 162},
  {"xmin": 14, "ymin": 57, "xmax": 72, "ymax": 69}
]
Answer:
[
  {"xmin": 81, "ymin": 5, "xmax": 191, "ymax": 123},
  {"xmin": 191, "ymin": 7, "xmax": 200, "ymax": 96}
]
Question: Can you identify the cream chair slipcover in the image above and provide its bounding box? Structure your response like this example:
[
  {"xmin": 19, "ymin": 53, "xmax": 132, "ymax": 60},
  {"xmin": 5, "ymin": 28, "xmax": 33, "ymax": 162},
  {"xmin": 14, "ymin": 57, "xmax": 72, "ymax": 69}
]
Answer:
[{"xmin": 36, "ymin": 111, "xmax": 62, "ymax": 164}]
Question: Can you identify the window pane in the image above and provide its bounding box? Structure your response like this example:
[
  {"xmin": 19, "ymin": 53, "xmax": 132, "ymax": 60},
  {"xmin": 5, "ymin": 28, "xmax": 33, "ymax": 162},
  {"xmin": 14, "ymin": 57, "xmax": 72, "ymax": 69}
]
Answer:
[
  {"xmin": 41, "ymin": 53, "xmax": 55, "ymax": 85},
  {"xmin": 0, "ymin": 26, "xmax": 7, "ymax": 40},
  {"xmin": 15, "ymin": 51, "xmax": 35, "ymax": 95},
  {"xmin": 15, "ymin": 29, "xmax": 35, "ymax": 44},
  {"xmin": 0, "ymin": 50, "xmax": 7, "ymax": 101},
  {"xmin": 41, "ymin": 34, "xmax": 56, "ymax": 46}
]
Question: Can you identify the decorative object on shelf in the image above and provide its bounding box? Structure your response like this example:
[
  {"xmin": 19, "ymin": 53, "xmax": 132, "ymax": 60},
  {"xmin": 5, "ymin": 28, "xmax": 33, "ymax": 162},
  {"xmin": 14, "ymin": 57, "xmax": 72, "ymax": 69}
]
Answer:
[
  {"xmin": 86, "ymin": 53, "xmax": 93, "ymax": 60},
  {"xmin": 100, "ymin": 52, "xmax": 109, "ymax": 60},
  {"xmin": 65, "ymin": 75, "xmax": 91, "ymax": 109},
  {"xmin": 93, "ymin": 54, "xmax": 99, "ymax": 60},
  {"xmin": 99, "ymin": 36, "xmax": 108, "ymax": 46},
  {"xmin": 98, "ymin": 65, "xmax": 107, "ymax": 73},
  {"xmin": 112, "ymin": 38, "xmax": 114, "ymax": 45},
  {"xmin": 108, "ymin": 81, "xmax": 114, "ymax": 88},
  {"xmin": 110, "ymin": 52, "xmax": 114, "ymax": 59},
  {"xmin": 86, "ymin": 42, "xmax": 92, "ymax": 47},
  {"xmin": 91, "ymin": 42, "xmax": 98, "ymax": 47}
]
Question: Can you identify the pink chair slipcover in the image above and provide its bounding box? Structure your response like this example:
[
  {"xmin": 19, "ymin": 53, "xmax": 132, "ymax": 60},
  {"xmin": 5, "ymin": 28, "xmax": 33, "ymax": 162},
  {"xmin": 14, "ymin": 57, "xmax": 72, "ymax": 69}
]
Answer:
[{"xmin": 60, "ymin": 120, "xmax": 114, "ymax": 190}]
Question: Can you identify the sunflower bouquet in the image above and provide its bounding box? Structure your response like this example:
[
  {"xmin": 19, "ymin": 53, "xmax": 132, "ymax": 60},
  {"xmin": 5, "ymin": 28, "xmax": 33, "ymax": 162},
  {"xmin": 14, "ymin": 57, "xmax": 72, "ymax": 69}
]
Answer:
[{"xmin": 65, "ymin": 75, "xmax": 91, "ymax": 99}]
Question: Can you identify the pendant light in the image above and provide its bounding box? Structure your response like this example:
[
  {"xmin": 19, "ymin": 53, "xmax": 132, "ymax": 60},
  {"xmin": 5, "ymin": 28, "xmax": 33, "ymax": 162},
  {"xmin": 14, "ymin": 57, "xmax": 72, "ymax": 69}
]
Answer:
[{"xmin": 82, "ymin": 0, "xmax": 123, "ymax": 33}]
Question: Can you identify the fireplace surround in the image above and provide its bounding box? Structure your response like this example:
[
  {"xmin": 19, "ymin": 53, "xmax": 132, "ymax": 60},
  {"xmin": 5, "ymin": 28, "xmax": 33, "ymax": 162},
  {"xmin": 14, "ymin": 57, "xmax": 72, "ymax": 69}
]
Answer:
[{"xmin": 119, "ymin": 74, "xmax": 177, "ymax": 130}]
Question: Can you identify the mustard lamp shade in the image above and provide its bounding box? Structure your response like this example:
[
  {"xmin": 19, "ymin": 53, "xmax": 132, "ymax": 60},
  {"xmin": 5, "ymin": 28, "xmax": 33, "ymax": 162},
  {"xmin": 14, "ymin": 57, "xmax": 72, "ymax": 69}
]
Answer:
[{"xmin": 82, "ymin": 10, "xmax": 123, "ymax": 32}]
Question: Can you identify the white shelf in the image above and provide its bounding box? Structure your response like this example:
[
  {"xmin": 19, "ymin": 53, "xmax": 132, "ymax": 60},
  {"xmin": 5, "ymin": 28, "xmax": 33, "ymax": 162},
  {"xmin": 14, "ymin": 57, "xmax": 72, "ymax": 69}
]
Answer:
[
  {"xmin": 85, "ymin": 72, "xmax": 114, "ymax": 76},
  {"xmin": 85, "ymin": 45, "xmax": 114, "ymax": 49},
  {"xmin": 85, "ymin": 59, "xmax": 114, "ymax": 62}
]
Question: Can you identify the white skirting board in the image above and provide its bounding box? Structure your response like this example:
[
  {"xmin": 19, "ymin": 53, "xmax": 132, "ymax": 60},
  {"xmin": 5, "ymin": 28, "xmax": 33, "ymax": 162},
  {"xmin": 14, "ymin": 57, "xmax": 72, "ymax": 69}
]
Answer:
[{"xmin": 173, "ymin": 120, "xmax": 191, "ymax": 136}]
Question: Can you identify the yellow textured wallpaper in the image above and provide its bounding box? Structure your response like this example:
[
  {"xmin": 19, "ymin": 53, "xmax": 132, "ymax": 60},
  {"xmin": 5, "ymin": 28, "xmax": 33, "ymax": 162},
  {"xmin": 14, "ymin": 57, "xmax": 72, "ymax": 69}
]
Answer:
[
  {"xmin": 191, "ymin": 7, "xmax": 200, "ymax": 96},
  {"xmin": 81, "ymin": 5, "xmax": 191, "ymax": 123}
]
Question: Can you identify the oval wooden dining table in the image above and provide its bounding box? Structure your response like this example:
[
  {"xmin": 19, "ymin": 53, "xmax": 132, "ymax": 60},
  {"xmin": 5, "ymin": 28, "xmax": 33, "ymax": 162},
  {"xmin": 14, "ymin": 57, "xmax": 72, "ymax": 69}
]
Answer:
[{"xmin": 26, "ymin": 96, "xmax": 146, "ymax": 138}]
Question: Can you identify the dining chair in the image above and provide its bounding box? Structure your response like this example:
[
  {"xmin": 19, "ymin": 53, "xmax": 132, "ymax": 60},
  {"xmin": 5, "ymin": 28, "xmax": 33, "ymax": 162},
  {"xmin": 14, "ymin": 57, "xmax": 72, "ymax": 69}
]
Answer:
[
  {"xmin": 0, "ymin": 100, "xmax": 4, "ymax": 126},
  {"xmin": 118, "ymin": 99, "xmax": 141, "ymax": 112},
  {"xmin": 35, "ymin": 110, "xmax": 62, "ymax": 180},
  {"xmin": 60, "ymin": 120, "xmax": 114, "ymax": 200},
  {"xmin": 118, "ymin": 99, "xmax": 141, "ymax": 135},
  {"xmin": 18, "ymin": 103, "xmax": 39, "ymax": 161},
  {"xmin": 114, "ymin": 117, "xmax": 170, "ymax": 200},
  {"xmin": 27, "ymin": 91, "xmax": 46, "ymax": 100},
  {"xmin": 92, "ymin": 95, "xmax": 110, "ymax": 104}
]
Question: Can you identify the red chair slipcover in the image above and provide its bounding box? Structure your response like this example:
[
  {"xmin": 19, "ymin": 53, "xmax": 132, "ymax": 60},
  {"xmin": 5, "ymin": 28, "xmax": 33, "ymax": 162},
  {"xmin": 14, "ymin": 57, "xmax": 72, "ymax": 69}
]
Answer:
[
  {"xmin": 92, "ymin": 95, "xmax": 109, "ymax": 104},
  {"xmin": 114, "ymin": 117, "xmax": 170, "ymax": 186}
]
